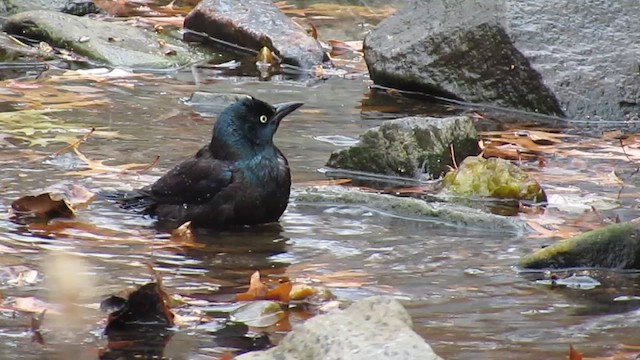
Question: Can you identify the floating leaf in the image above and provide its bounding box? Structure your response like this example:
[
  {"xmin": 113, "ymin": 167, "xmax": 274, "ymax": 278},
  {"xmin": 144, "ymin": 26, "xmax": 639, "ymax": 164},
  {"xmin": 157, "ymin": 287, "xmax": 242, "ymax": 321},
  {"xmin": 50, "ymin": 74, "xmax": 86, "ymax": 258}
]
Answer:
[
  {"xmin": 236, "ymin": 271, "xmax": 268, "ymax": 301},
  {"xmin": 230, "ymin": 300, "xmax": 285, "ymax": 328},
  {"xmin": 570, "ymin": 345, "xmax": 584, "ymax": 360},
  {"xmin": 13, "ymin": 297, "xmax": 60, "ymax": 315},
  {"xmin": 236, "ymin": 271, "xmax": 292, "ymax": 302},
  {"xmin": 12, "ymin": 193, "xmax": 75, "ymax": 218},
  {"xmin": 11, "ymin": 183, "xmax": 96, "ymax": 219}
]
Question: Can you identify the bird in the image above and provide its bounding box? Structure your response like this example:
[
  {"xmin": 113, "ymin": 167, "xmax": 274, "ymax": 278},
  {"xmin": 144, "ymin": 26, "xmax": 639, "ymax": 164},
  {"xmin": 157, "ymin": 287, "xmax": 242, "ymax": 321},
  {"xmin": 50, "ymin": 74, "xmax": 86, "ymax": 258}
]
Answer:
[{"xmin": 112, "ymin": 96, "xmax": 303, "ymax": 228}]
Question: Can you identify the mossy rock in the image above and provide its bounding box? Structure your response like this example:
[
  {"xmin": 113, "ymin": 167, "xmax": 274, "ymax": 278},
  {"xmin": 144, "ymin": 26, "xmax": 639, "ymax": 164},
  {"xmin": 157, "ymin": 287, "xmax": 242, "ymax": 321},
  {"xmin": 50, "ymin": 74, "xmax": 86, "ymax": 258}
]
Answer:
[
  {"xmin": 3, "ymin": 10, "xmax": 196, "ymax": 68},
  {"xmin": 326, "ymin": 115, "xmax": 480, "ymax": 179},
  {"xmin": 442, "ymin": 156, "xmax": 546, "ymax": 202},
  {"xmin": 519, "ymin": 221, "xmax": 640, "ymax": 269}
]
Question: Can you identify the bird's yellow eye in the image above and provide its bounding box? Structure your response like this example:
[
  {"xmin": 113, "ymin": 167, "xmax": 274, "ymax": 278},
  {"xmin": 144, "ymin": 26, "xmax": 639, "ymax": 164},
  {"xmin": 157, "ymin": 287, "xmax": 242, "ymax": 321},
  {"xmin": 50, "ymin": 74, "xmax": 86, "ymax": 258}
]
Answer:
[{"xmin": 259, "ymin": 115, "xmax": 268, "ymax": 123}]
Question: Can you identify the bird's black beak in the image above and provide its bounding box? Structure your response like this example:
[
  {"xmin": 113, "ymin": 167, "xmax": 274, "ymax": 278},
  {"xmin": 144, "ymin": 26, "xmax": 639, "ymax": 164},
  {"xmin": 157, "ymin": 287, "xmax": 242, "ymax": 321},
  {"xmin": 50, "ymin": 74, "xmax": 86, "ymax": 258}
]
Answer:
[{"xmin": 272, "ymin": 101, "xmax": 304, "ymax": 124}]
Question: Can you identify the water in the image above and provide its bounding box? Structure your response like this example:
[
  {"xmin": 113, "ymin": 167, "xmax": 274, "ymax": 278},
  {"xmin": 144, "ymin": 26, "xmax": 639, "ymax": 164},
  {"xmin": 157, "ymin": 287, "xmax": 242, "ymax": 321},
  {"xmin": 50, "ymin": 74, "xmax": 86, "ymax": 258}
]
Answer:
[{"xmin": 0, "ymin": 1, "xmax": 639, "ymax": 359}]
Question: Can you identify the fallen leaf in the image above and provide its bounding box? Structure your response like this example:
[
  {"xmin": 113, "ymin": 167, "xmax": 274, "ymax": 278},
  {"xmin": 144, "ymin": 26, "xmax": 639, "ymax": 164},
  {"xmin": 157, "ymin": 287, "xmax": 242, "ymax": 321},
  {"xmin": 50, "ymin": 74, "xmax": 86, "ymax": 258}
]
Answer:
[
  {"xmin": 30, "ymin": 309, "xmax": 46, "ymax": 345},
  {"xmin": 12, "ymin": 193, "xmax": 75, "ymax": 218},
  {"xmin": 570, "ymin": 344, "xmax": 584, "ymax": 360},
  {"xmin": 14, "ymin": 297, "xmax": 60, "ymax": 315},
  {"xmin": 236, "ymin": 271, "xmax": 268, "ymax": 301}
]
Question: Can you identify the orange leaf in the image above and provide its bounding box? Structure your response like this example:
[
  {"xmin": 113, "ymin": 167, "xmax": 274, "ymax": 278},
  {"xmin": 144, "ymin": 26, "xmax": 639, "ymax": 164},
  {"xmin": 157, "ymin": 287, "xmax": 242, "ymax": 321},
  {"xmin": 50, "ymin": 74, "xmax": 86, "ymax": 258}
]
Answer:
[
  {"xmin": 570, "ymin": 344, "xmax": 584, "ymax": 360},
  {"xmin": 236, "ymin": 271, "xmax": 268, "ymax": 301},
  {"xmin": 266, "ymin": 281, "xmax": 292, "ymax": 302}
]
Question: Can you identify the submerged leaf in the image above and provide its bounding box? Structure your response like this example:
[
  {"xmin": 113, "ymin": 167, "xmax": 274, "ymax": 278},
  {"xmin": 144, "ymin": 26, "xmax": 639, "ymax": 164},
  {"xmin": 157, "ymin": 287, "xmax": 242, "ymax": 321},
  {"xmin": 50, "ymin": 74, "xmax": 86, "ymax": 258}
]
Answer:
[
  {"xmin": 11, "ymin": 183, "xmax": 96, "ymax": 219},
  {"xmin": 105, "ymin": 282, "xmax": 175, "ymax": 334},
  {"xmin": 230, "ymin": 300, "xmax": 285, "ymax": 328}
]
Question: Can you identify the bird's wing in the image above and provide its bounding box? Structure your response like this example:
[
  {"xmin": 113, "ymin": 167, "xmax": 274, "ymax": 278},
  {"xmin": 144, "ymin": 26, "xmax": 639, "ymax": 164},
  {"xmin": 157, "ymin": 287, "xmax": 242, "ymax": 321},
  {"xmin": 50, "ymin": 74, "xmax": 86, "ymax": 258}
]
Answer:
[{"xmin": 145, "ymin": 147, "xmax": 234, "ymax": 205}]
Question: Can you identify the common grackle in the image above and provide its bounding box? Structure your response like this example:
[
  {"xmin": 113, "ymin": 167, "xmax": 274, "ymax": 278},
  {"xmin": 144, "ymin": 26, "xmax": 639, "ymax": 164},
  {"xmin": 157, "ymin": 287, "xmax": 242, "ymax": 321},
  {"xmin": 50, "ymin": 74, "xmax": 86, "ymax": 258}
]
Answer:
[{"xmin": 115, "ymin": 96, "xmax": 303, "ymax": 228}]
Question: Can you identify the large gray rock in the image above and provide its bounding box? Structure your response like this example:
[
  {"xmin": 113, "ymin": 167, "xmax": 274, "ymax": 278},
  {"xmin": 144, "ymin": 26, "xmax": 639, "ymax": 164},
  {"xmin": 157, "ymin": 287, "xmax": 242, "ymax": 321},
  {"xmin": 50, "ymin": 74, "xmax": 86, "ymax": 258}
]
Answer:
[
  {"xmin": 236, "ymin": 296, "xmax": 444, "ymax": 360},
  {"xmin": 364, "ymin": 0, "xmax": 563, "ymax": 116},
  {"xmin": 0, "ymin": 0, "xmax": 99, "ymax": 16},
  {"xmin": 3, "ymin": 10, "xmax": 193, "ymax": 68},
  {"xmin": 326, "ymin": 115, "xmax": 480, "ymax": 179},
  {"xmin": 184, "ymin": 0, "xmax": 326, "ymax": 69},
  {"xmin": 506, "ymin": 1, "xmax": 640, "ymax": 121}
]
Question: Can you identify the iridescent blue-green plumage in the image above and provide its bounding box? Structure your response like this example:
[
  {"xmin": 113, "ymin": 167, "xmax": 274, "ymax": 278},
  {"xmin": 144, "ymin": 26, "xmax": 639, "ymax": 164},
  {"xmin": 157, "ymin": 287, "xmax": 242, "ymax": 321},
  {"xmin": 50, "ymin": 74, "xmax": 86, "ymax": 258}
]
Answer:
[{"xmin": 118, "ymin": 96, "xmax": 303, "ymax": 228}]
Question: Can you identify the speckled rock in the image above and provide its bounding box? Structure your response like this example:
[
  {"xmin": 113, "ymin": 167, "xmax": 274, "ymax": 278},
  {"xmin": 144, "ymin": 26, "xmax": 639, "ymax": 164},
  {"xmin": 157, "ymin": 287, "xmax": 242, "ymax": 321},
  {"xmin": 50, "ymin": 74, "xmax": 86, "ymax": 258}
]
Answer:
[
  {"xmin": 3, "ymin": 10, "xmax": 194, "ymax": 68},
  {"xmin": 0, "ymin": 0, "xmax": 99, "ymax": 16},
  {"xmin": 364, "ymin": 0, "xmax": 563, "ymax": 116},
  {"xmin": 236, "ymin": 296, "xmax": 444, "ymax": 360},
  {"xmin": 506, "ymin": 0, "xmax": 640, "ymax": 121},
  {"xmin": 326, "ymin": 115, "xmax": 480, "ymax": 179}
]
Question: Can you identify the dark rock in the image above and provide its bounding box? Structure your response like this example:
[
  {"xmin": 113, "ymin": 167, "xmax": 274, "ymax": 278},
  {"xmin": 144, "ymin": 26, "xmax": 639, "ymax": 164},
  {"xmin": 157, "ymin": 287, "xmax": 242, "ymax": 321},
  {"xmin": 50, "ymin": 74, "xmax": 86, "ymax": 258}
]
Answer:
[
  {"xmin": 364, "ymin": 0, "xmax": 563, "ymax": 116},
  {"xmin": 519, "ymin": 221, "xmax": 640, "ymax": 269},
  {"xmin": 184, "ymin": 0, "xmax": 326, "ymax": 69},
  {"xmin": 326, "ymin": 115, "xmax": 480, "ymax": 179},
  {"xmin": 3, "ymin": 10, "xmax": 194, "ymax": 68},
  {"xmin": 506, "ymin": 1, "xmax": 640, "ymax": 121},
  {"xmin": 0, "ymin": 0, "xmax": 100, "ymax": 16}
]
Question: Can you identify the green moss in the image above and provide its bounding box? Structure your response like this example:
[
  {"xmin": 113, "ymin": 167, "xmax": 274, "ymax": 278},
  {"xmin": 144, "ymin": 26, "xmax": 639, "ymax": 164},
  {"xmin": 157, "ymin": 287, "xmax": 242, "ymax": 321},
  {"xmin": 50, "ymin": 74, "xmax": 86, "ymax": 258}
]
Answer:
[
  {"xmin": 519, "ymin": 222, "xmax": 640, "ymax": 269},
  {"xmin": 442, "ymin": 156, "xmax": 546, "ymax": 202}
]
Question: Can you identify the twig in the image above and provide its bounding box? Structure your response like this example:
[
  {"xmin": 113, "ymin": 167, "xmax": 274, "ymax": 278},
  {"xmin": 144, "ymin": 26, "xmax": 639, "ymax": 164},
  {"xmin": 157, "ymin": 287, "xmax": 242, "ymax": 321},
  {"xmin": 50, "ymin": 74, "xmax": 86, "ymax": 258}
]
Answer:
[
  {"xmin": 619, "ymin": 138, "xmax": 637, "ymax": 164},
  {"xmin": 449, "ymin": 144, "xmax": 458, "ymax": 169},
  {"xmin": 120, "ymin": 155, "xmax": 160, "ymax": 175},
  {"xmin": 51, "ymin": 127, "xmax": 95, "ymax": 157}
]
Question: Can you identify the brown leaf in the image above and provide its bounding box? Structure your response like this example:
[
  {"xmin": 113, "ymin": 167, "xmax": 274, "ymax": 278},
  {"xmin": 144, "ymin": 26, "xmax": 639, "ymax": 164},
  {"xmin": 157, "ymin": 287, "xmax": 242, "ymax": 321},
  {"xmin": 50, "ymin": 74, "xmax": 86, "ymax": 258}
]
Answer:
[
  {"xmin": 266, "ymin": 281, "xmax": 292, "ymax": 303},
  {"xmin": 12, "ymin": 193, "xmax": 75, "ymax": 218},
  {"xmin": 309, "ymin": 22, "xmax": 318, "ymax": 40},
  {"xmin": 170, "ymin": 221, "xmax": 195, "ymax": 244},
  {"xmin": 30, "ymin": 309, "xmax": 46, "ymax": 345},
  {"xmin": 11, "ymin": 183, "xmax": 96, "ymax": 219},
  {"xmin": 570, "ymin": 344, "xmax": 584, "ymax": 360},
  {"xmin": 236, "ymin": 271, "xmax": 268, "ymax": 301}
]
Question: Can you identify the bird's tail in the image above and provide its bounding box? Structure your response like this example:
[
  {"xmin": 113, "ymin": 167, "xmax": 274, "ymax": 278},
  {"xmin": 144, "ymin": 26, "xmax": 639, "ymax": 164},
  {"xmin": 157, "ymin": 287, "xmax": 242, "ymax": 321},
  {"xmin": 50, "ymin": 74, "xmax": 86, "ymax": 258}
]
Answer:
[{"xmin": 97, "ymin": 189, "xmax": 155, "ymax": 212}]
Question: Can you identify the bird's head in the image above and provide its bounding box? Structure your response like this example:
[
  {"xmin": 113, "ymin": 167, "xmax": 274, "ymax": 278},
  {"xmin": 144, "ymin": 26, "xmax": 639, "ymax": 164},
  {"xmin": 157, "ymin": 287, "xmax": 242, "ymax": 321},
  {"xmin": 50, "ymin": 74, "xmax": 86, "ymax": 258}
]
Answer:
[{"xmin": 211, "ymin": 96, "xmax": 303, "ymax": 157}]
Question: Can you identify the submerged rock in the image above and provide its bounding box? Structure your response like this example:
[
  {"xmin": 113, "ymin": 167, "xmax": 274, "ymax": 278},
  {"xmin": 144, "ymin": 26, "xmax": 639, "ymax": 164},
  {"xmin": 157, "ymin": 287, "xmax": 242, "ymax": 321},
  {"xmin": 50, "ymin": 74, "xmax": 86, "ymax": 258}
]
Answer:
[
  {"xmin": 442, "ymin": 156, "xmax": 546, "ymax": 203},
  {"xmin": 0, "ymin": 0, "xmax": 99, "ymax": 17},
  {"xmin": 295, "ymin": 186, "xmax": 529, "ymax": 234},
  {"xmin": 326, "ymin": 115, "xmax": 479, "ymax": 179},
  {"xmin": 506, "ymin": 1, "xmax": 640, "ymax": 121},
  {"xmin": 3, "ymin": 10, "xmax": 192, "ymax": 68},
  {"xmin": 519, "ymin": 221, "xmax": 640, "ymax": 269},
  {"xmin": 236, "ymin": 296, "xmax": 444, "ymax": 360},
  {"xmin": 184, "ymin": 0, "xmax": 326, "ymax": 69},
  {"xmin": 364, "ymin": 0, "xmax": 563, "ymax": 116}
]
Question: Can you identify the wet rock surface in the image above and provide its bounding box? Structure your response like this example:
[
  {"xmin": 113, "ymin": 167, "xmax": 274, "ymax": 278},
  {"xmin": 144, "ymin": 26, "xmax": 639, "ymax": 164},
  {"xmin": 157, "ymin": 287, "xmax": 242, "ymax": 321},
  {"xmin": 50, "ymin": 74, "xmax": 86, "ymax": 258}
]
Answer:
[
  {"xmin": 0, "ymin": 0, "xmax": 99, "ymax": 17},
  {"xmin": 236, "ymin": 296, "xmax": 444, "ymax": 360},
  {"xmin": 184, "ymin": 0, "xmax": 326, "ymax": 69},
  {"xmin": 326, "ymin": 115, "xmax": 479, "ymax": 179},
  {"xmin": 506, "ymin": 0, "xmax": 640, "ymax": 121},
  {"xmin": 364, "ymin": 0, "xmax": 563, "ymax": 116},
  {"xmin": 3, "ymin": 10, "xmax": 192, "ymax": 68},
  {"xmin": 295, "ymin": 186, "xmax": 529, "ymax": 234}
]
